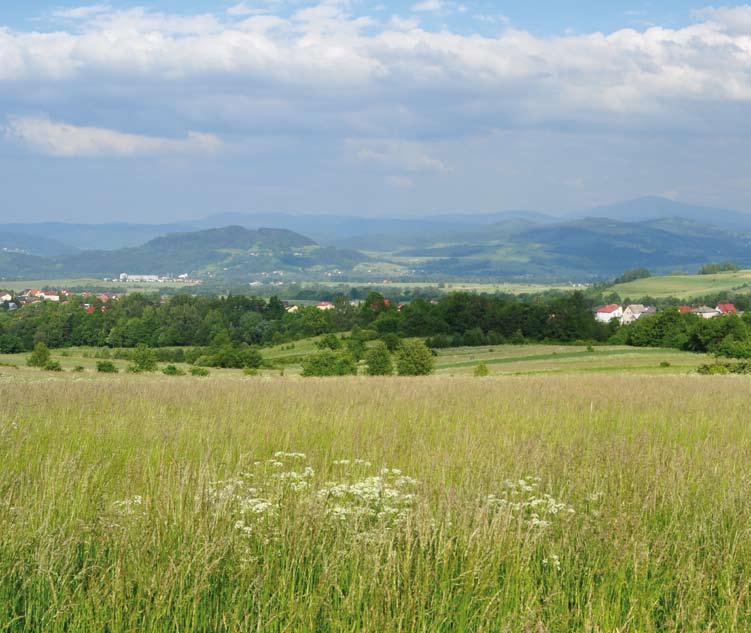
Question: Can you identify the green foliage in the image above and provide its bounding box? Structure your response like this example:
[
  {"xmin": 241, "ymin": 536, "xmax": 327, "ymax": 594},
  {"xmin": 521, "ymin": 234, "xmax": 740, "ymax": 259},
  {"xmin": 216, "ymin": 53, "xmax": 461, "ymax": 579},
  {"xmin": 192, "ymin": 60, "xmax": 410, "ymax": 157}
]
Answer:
[
  {"xmin": 699, "ymin": 262, "xmax": 740, "ymax": 275},
  {"xmin": 243, "ymin": 367, "xmax": 259, "ymax": 376},
  {"xmin": 129, "ymin": 344, "xmax": 158, "ymax": 373},
  {"xmin": 473, "ymin": 362, "xmax": 489, "ymax": 377},
  {"xmin": 301, "ymin": 350, "xmax": 358, "ymax": 377},
  {"xmin": 316, "ymin": 333, "xmax": 342, "ymax": 350},
  {"xmin": 27, "ymin": 342, "xmax": 50, "ymax": 367},
  {"xmin": 396, "ymin": 340, "xmax": 435, "ymax": 376},
  {"xmin": 380, "ymin": 332, "xmax": 401, "ymax": 353},
  {"xmin": 659, "ymin": 361, "xmax": 671, "ymax": 368},
  {"xmin": 162, "ymin": 364, "xmax": 186, "ymax": 376},
  {"xmin": 73, "ymin": 365, "xmax": 85, "ymax": 373},
  {"xmin": 43, "ymin": 360, "xmax": 62, "ymax": 372},
  {"xmin": 190, "ymin": 367, "xmax": 210, "ymax": 377},
  {"xmin": 613, "ymin": 268, "xmax": 651, "ymax": 284},
  {"xmin": 96, "ymin": 361, "xmax": 118, "ymax": 373},
  {"xmin": 364, "ymin": 342, "xmax": 393, "ymax": 376}
]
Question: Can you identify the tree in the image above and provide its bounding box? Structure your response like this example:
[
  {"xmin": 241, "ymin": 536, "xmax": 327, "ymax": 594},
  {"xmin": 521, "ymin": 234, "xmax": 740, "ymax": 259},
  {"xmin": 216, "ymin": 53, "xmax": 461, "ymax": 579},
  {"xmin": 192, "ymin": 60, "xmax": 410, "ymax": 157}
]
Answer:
[
  {"xmin": 27, "ymin": 342, "xmax": 50, "ymax": 367},
  {"xmin": 316, "ymin": 333, "xmax": 342, "ymax": 350},
  {"xmin": 381, "ymin": 332, "xmax": 401, "ymax": 352},
  {"xmin": 129, "ymin": 344, "xmax": 158, "ymax": 372},
  {"xmin": 396, "ymin": 340, "xmax": 435, "ymax": 376},
  {"xmin": 302, "ymin": 351, "xmax": 357, "ymax": 377},
  {"xmin": 365, "ymin": 342, "xmax": 393, "ymax": 376}
]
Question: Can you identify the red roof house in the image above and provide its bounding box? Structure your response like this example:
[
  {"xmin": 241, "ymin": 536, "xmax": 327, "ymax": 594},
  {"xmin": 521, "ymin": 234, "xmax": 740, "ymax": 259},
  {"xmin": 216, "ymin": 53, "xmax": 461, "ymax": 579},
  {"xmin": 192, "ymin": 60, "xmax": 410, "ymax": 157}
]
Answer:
[{"xmin": 716, "ymin": 303, "xmax": 738, "ymax": 315}]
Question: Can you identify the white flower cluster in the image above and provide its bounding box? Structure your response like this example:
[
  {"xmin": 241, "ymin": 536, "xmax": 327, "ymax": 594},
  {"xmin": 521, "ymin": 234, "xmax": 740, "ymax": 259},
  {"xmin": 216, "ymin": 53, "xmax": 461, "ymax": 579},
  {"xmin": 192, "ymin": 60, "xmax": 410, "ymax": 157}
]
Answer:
[
  {"xmin": 112, "ymin": 495, "xmax": 144, "ymax": 516},
  {"xmin": 317, "ymin": 469, "xmax": 418, "ymax": 526},
  {"xmin": 208, "ymin": 452, "xmax": 419, "ymax": 541},
  {"xmin": 485, "ymin": 477, "xmax": 575, "ymax": 530}
]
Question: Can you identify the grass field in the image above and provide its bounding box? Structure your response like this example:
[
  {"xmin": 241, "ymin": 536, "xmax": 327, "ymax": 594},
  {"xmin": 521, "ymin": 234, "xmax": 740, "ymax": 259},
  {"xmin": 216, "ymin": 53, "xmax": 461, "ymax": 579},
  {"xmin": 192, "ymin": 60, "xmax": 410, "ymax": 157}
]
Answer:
[
  {"xmin": 1, "ymin": 371, "xmax": 749, "ymax": 631},
  {"xmin": 610, "ymin": 269, "xmax": 751, "ymax": 299},
  {"xmin": 301, "ymin": 280, "xmax": 585, "ymax": 295},
  {"xmin": 0, "ymin": 278, "xmax": 200, "ymax": 293}
]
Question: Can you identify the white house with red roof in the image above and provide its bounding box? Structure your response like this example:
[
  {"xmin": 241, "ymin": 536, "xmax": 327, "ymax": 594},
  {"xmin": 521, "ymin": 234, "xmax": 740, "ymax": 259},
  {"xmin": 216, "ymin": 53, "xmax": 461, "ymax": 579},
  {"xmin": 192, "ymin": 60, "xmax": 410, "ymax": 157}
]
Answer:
[
  {"xmin": 716, "ymin": 303, "xmax": 738, "ymax": 315},
  {"xmin": 594, "ymin": 304, "xmax": 623, "ymax": 323},
  {"xmin": 316, "ymin": 301, "xmax": 335, "ymax": 311}
]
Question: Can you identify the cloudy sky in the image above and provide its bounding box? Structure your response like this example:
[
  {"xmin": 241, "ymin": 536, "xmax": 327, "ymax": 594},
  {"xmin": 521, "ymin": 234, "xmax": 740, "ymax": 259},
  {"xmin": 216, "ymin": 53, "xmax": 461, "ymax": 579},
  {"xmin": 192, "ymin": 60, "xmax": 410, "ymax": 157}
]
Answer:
[{"xmin": 2, "ymin": 1, "xmax": 751, "ymax": 223}]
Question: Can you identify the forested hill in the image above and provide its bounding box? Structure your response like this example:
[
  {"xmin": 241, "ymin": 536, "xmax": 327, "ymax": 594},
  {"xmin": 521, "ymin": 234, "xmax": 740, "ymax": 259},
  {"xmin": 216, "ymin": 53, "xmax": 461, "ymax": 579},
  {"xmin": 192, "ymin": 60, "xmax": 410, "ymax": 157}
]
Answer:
[{"xmin": 0, "ymin": 227, "xmax": 367, "ymax": 279}]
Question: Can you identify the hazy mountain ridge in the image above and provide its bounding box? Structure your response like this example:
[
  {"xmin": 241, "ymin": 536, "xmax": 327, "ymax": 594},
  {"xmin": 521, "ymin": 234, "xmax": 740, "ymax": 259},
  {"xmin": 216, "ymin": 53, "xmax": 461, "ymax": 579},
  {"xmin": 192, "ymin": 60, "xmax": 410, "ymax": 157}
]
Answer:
[{"xmin": 3, "ymin": 197, "xmax": 751, "ymax": 282}]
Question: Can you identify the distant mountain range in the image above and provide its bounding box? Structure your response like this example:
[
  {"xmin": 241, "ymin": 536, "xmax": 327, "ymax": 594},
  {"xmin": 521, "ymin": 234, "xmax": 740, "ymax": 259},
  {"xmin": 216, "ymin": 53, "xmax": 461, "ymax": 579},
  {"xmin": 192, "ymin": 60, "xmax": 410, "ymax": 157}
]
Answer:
[{"xmin": 2, "ymin": 197, "xmax": 751, "ymax": 282}]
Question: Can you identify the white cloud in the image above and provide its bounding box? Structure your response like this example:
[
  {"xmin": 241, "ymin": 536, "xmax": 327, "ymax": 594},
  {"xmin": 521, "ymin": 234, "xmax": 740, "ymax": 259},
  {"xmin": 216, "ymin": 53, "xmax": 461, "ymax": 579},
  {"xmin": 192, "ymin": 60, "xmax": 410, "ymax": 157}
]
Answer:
[
  {"xmin": 411, "ymin": 0, "xmax": 444, "ymax": 13},
  {"xmin": 53, "ymin": 4, "xmax": 111, "ymax": 19},
  {"xmin": 5, "ymin": 116, "xmax": 222, "ymax": 157},
  {"xmin": 349, "ymin": 139, "xmax": 449, "ymax": 173},
  {"xmin": 387, "ymin": 175, "xmax": 414, "ymax": 188}
]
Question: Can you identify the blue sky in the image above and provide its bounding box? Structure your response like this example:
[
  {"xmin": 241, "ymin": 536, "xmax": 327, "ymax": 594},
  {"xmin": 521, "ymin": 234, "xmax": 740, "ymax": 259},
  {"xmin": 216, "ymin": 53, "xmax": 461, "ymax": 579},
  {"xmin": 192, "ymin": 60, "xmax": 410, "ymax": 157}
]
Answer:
[{"xmin": 2, "ymin": 2, "xmax": 751, "ymax": 222}]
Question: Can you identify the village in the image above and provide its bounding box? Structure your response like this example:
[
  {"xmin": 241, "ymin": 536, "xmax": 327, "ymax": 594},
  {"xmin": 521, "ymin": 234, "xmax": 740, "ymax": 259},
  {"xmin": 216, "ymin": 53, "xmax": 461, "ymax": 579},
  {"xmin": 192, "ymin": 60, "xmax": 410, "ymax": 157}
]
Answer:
[{"xmin": 595, "ymin": 302, "xmax": 740, "ymax": 325}]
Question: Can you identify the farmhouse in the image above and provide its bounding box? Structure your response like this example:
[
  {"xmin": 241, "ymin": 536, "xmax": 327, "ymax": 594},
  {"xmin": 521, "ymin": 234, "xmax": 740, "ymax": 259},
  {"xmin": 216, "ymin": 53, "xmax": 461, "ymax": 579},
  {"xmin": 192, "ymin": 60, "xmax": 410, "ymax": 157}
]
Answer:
[
  {"xmin": 316, "ymin": 301, "xmax": 335, "ymax": 311},
  {"xmin": 594, "ymin": 304, "xmax": 623, "ymax": 323},
  {"xmin": 717, "ymin": 303, "xmax": 738, "ymax": 315},
  {"xmin": 693, "ymin": 306, "xmax": 722, "ymax": 319},
  {"xmin": 0, "ymin": 293, "xmax": 12, "ymax": 302},
  {"xmin": 621, "ymin": 304, "xmax": 657, "ymax": 325}
]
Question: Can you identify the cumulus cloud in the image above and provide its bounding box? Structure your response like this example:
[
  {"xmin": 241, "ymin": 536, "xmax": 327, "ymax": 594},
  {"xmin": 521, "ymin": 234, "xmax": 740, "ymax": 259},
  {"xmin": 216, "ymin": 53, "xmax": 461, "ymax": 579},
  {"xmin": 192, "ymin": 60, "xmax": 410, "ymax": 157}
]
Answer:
[
  {"xmin": 5, "ymin": 116, "xmax": 222, "ymax": 157},
  {"xmin": 53, "ymin": 4, "xmax": 111, "ymax": 19},
  {"xmin": 411, "ymin": 0, "xmax": 445, "ymax": 12},
  {"xmin": 348, "ymin": 139, "xmax": 450, "ymax": 173}
]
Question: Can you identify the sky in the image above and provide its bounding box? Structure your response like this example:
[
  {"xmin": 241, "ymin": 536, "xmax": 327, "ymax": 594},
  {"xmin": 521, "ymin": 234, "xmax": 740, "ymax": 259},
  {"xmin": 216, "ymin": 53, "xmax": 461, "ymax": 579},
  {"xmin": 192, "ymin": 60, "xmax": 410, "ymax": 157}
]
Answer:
[{"xmin": 2, "ymin": 1, "xmax": 751, "ymax": 223}]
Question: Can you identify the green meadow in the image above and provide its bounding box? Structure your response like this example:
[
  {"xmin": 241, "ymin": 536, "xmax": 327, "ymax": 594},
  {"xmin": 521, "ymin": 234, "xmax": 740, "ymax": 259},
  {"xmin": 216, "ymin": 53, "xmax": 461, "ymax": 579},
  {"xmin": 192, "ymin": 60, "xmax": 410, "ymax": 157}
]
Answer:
[
  {"xmin": 610, "ymin": 269, "xmax": 751, "ymax": 299},
  {"xmin": 1, "ymin": 367, "xmax": 750, "ymax": 631}
]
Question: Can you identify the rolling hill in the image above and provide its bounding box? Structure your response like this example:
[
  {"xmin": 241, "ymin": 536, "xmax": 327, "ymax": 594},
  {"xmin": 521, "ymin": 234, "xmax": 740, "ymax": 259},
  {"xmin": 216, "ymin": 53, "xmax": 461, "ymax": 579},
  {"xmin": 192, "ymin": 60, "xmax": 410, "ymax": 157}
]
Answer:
[{"xmin": 0, "ymin": 227, "xmax": 368, "ymax": 281}]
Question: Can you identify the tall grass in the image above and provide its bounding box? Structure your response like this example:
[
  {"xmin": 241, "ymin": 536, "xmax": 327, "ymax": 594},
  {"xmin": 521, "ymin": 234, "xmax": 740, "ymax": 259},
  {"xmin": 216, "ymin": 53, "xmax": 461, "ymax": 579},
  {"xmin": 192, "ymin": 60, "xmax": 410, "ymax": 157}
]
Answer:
[{"xmin": 1, "ymin": 374, "xmax": 750, "ymax": 631}]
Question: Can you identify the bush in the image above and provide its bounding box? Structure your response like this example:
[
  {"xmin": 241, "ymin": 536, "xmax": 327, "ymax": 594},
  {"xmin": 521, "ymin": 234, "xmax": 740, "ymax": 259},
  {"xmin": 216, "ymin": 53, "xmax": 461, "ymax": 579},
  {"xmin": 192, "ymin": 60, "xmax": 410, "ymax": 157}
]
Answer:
[
  {"xmin": 27, "ymin": 342, "xmax": 51, "ymax": 367},
  {"xmin": 365, "ymin": 343, "xmax": 393, "ymax": 376},
  {"xmin": 73, "ymin": 365, "xmax": 85, "ymax": 373},
  {"xmin": 190, "ymin": 367, "xmax": 210, "ymax": 377},
  {"xmin": 473, "ymin": 362, "xmax": 489, "ymax": 377},
  {"xmin": 396, "ymin": 340, "xmax": 435, "ymax": 376},
  {"xmin": 659, "ymin": 361, "xmax": 671, "ymax": 368},
  {"xmin": 302, "ymin": 351, "xmax": 358, "ymax": 377},
  {"xmin": 381, "ymin": 332, "xmax": 401, "ymax": 353},
  {"xmin": 162, "ymin": 364, "xmax": 186, "ymax": 376},
  {"xmin": 243, "ymin": 367, "xmax": 259, "ymax": 376},
  {"xmin": 129, "ymin": 344, "xmax": 158, "ymax": 373},
  {"xmin": 316, "ymin": 333, "xmax": 342, "ymax": 351},
  {"xmin": 96, "ymin": 361, "xmax": 118, "ymax": 373},
  {"xmin": 43, "ymin": 360, "xmax": 62, "ymax": 372}
]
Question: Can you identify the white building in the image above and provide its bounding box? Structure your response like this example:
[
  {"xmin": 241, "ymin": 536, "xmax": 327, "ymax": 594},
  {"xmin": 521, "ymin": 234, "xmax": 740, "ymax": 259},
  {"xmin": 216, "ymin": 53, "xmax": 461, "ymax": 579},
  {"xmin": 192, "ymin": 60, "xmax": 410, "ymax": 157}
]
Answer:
[
  {"xmin": 0, "ymin": 293, "xmax": 12, "ymax": 302},
  {"xmin": 621, "ymin": 304, "xmax": 657, "ymax": 325},
  {"xmin": 595, "ymin": 304, "xmax": 623, "ymax": 323}
]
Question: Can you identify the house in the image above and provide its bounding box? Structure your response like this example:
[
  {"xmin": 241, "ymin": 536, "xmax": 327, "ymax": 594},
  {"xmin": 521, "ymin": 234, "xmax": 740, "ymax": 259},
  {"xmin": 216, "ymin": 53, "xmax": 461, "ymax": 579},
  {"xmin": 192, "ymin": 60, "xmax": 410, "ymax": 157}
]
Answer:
[
  {"xmin": 316, "ymin": 301, "xmax": 335, "ymax": 311},
  {"xmin": 621, "ymin": 304, "xmax": 656, "ymax": 325},
  {"xmin": 0, "ymin": 293, "xmax": 12, "ymax": 303},
  {"xmin": 716, "ymin": 303, "xmax": 738, "ymax": 315},
  {"xmin": 594, "ymin": 304, "xmax": 623, "ymax": 323},
  {"xmin": 693, "ymin": 306, "xmax": 721, "ymax": 319},
  {"xmin": 286, "ymin": 305, "xmax": 300, "ymax": 313},
  {"xmin": 678, "ymin": 305, "xmax": 693, "ymax": 314}
]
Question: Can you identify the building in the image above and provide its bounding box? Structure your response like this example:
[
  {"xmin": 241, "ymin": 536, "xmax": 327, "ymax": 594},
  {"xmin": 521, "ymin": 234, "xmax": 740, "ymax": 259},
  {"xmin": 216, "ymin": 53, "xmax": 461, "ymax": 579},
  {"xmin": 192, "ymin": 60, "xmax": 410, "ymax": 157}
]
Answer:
[
  {"xmin": 594, "ymin": 304, "xmax": 623, "ymax": 323},
  {"xmin": 316, "ymin": 301, "xmax": 335, "ymax": 311},
  {"xmin": 693, "ymin": 306, "xmax": 722, "ymax": 319},
  {"xmin": 716, "ymin": 303, "xmax": 738, "ymax": 315},
  {"xmin": 621, "ymin": 304, "xmax": 656, "ymax": 325},
  {"xmin": 0, "ymin": 293, "xmax": 12, "ymax": 303}
]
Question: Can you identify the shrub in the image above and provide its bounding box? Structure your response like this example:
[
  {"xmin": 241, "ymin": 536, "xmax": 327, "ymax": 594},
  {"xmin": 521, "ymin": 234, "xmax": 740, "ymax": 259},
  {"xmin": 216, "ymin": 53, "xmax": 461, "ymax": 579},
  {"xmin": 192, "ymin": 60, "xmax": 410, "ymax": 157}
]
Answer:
[
  {"xmin": 190, "ymin": 367, "xmax": 210, "ymax": 377},
  {"xmin": 129, "ymin": 344, "xmax": 158, "ymax": 372},
  {"xmin": 365, "ymin": 343, "xmax": 393, "ymax": 376},
  {"xmin": 73, "ymin": 365, "xmax": 85, "ymax": 373},
  {"xmin": 96, "ymin": 361, "xmax": 118, "ymax": 373},
  {"xmin": 243, "ymin": 367, "xmax": 259, "ymax": 376},
  {"xmin": 659, "ymin": 361, "xmax": 671, "ymax": 368},
  {"xmin": 381, "ymin": 333, "xmax": 401, "ymax": 353},
  {"xmin": 27, "ymin": 342, "xmax": 51, "ymax": 367},
  {"xmin": 316, "ymin": 334, "xmax": 342, "ymax": 351},
  {"xmin": 396, "ymin": 340, "xmax": 435, "ymax": 376},
  {"xmin": 43, "ymin": 360, "xmax": 62, "ymax": 372},
  {"xmin": 302, "ymin": 351, "xmax": 358, "ymax": 377},
  {"xmin": 163, "ymin": 364, "xmax": 186, "ymax": 376},
  {"xmin": 473, "ymin": 362, "xmax": 489, "ymax": 377}
]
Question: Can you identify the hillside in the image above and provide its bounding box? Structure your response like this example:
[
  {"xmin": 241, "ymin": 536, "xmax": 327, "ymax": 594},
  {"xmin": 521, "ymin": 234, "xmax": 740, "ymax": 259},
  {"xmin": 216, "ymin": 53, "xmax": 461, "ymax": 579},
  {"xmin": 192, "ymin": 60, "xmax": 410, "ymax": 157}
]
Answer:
[
  {"xmin": 0, "ymin": 227, "xmax": 368, "ymax": 280},
  {"xmin": 609, "ymin": 269, "xmax": 751, "ymax": 299}
]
